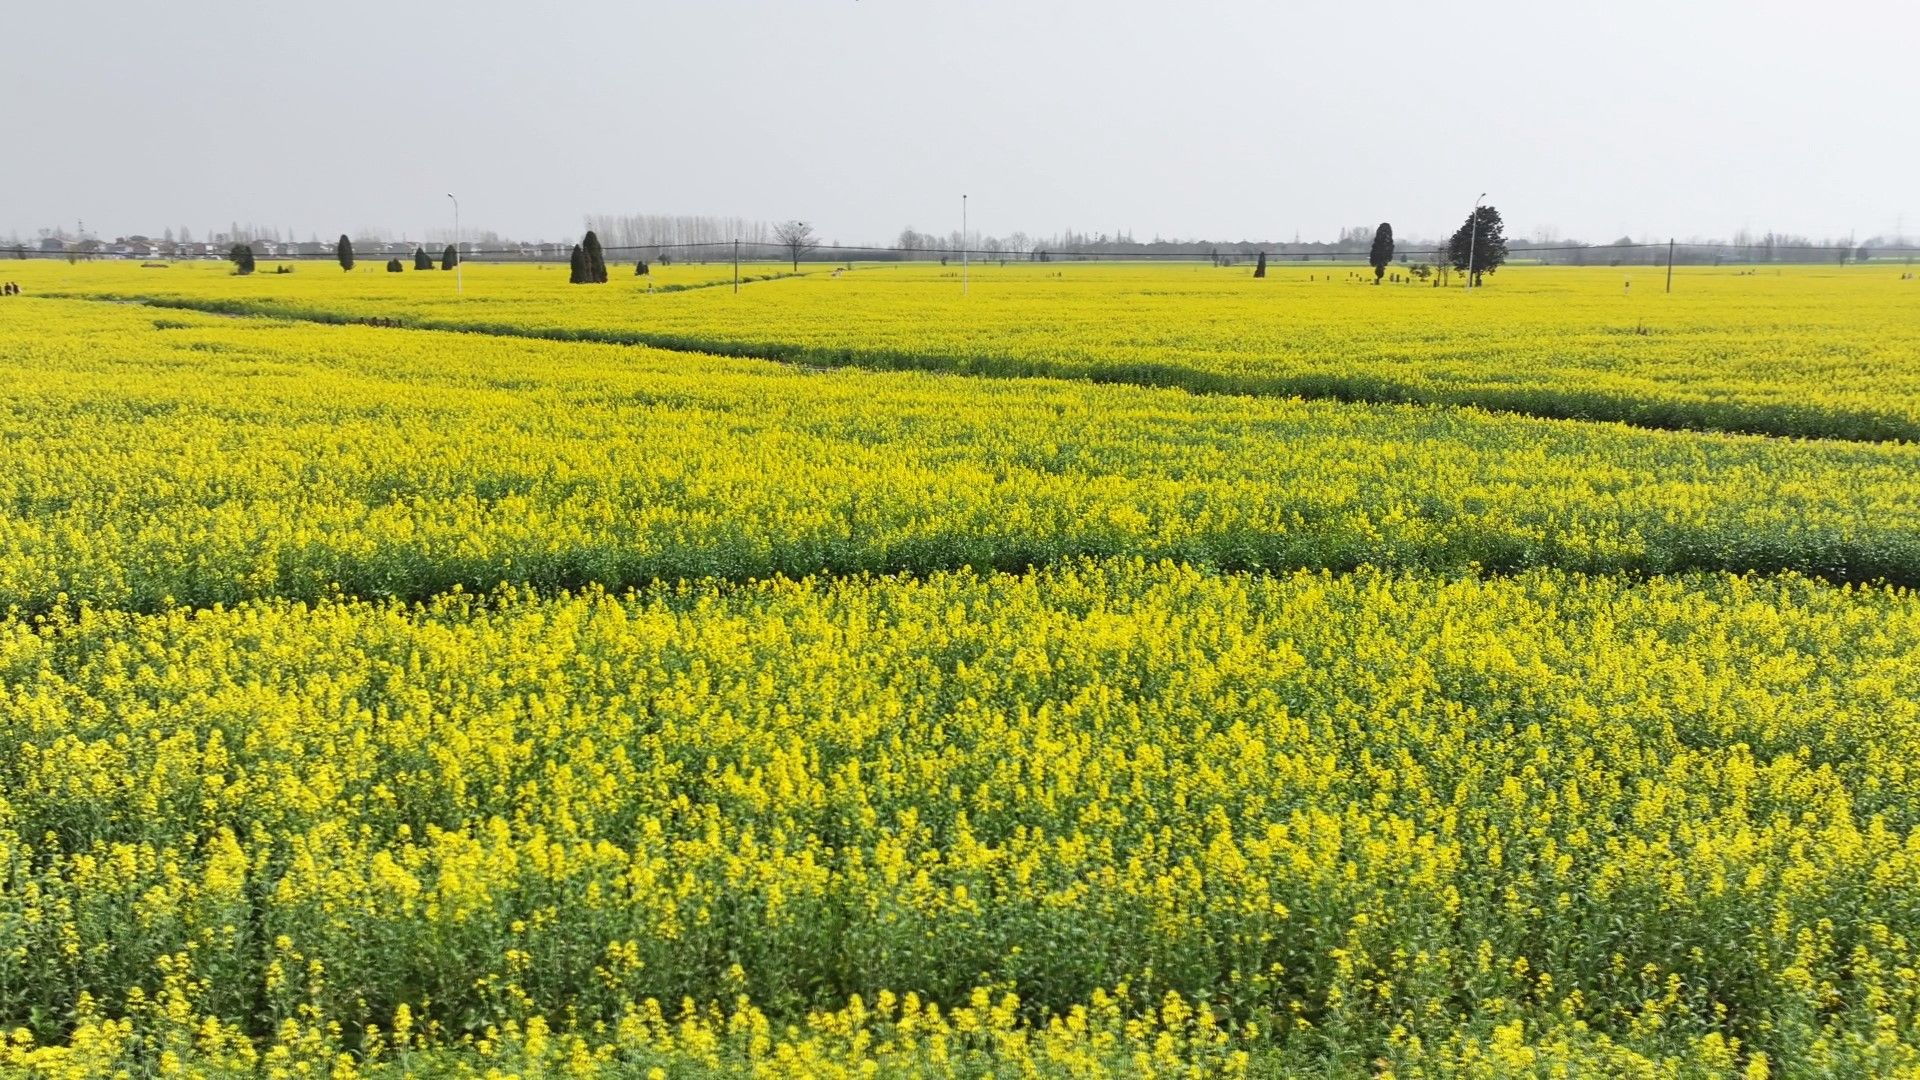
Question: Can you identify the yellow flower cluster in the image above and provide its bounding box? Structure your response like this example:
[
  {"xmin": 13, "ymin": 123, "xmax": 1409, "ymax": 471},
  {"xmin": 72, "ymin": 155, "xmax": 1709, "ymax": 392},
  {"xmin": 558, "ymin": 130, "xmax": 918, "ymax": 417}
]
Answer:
[
  {"xmin": 4, "ymin": 561, "xmax": 1920, "ymax": 1073},
  {"xmin": 22, "ymin": 258, "xmax": 1920, "ymax": 440}
]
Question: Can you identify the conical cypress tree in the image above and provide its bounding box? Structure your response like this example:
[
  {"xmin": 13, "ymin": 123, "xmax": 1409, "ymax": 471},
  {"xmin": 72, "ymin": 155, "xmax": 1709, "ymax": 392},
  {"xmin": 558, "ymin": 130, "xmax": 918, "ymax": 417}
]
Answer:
[
  {"xmin": 568, "ymin": 244, "xmax": 588, "ymax": 284},
  {"xmin": 1369, "ymin": 223, "xmax": 1395, "ymax": 284},
  {"xmin": 441, "ymin": 245, "xmax": 459, "ymax": 270},
  {"xmin": 582, "ymin": 230, "xmax": 608, "ymax": 283},
  {"xmin": 414, "ymin": 247, "xmax": 433, "ymax": 270},
  {"xmin": 336, "ymin": 234, "xmax": 354, "ymax": 271},
  {"xmin": 1253, "ymin": 252, "xmax": 1267, "ymax": 278}
]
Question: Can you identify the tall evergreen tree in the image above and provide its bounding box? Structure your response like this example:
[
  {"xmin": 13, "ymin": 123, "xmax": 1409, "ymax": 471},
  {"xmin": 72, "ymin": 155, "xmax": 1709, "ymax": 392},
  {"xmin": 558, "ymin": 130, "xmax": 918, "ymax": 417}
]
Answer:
[
  {"xmin": 414, "ymin": 247, "xmax": 433, "ymax": 270},
  {"xmin": 336, "ymin": 234, "xmax": 354, "ymax": 271},
  {"xmin": 1446, "ymin": 206, "xmax": 1508, "ymax": 286},
  {"xmin": 568, "ymin": 244, "xmax": 589, "ymax": 284},
  {"xmin": 1368, "ymin": 223, "xmax": 1395, "ymax": 284},
  {"xmin": 1253, "ymin": 252, "xmax": 1267, "ymax": 278},
  {"xmin": 441, "ymin": 245, "xmax": 459, "ymax": 270},
  {"xmin": 582, "ymin": 230, "xmax": 609, "ymax": 283}
]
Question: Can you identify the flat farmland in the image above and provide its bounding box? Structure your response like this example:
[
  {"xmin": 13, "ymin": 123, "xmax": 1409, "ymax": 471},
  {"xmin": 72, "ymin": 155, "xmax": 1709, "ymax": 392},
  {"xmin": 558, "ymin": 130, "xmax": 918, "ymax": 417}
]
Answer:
[
  {"xmin": 26, "ymin": 259, "xmax": 1920, "ymax": 440},
  {"xmin": 2, "ymin": 265, "xmax": 1919, "ymax": 1076}
]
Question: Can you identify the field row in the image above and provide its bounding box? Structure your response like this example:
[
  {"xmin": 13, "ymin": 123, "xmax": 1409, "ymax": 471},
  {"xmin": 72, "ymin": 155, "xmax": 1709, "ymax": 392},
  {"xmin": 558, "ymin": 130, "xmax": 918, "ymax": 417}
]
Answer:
[
  {"xmin": 24, "ymin": 260, "xmax": 1920, "ymax": 442},
  {"xmin": 5, "ymin": 560, "xmax": 1920, "ymax": 1074},
  {"xmin": 5, "ymin": 300, "xmax": 1920, "ymax": 614}
]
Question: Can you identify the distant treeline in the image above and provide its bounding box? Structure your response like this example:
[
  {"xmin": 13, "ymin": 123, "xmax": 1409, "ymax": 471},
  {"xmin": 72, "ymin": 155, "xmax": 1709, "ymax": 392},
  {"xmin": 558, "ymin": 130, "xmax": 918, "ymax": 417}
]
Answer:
[
  {"xmin": 8, "ymin": 216, "xmax": 1913, "ymax": 266},
  {"xmin": 884, "ymin": 226, "xmax": 1912, "ymax": 266},
  {"xmin": 584, "ymin": 214, "xmax": 777, "ymax": 252}
]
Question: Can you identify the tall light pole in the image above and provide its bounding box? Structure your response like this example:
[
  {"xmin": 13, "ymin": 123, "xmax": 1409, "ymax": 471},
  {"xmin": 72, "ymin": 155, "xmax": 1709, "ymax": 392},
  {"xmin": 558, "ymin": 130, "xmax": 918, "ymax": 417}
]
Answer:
[
  {"xmin": 446, "ymin": 193, "xmax": 461, "ymax": 296},
  {"xmin": 1466, "ymin": 192, "xmax": 1485, "ymax": 291},
  {"xmin": 961, "ymin": 194, "xmax": 969, "ymax": 296}
]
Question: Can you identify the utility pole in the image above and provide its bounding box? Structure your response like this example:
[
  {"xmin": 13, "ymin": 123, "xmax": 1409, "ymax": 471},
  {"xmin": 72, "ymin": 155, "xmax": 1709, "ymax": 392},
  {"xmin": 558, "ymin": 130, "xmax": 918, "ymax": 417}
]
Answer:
[
  {"xmin": 733, "ymin": 238, "xmax": 739, "ymax": 294},
  {"xmin": 961, "ymin": 194, "xmax": 969, "ymax": 295},
  {"xmin": 1465, "ymin": 193, "xmax": 1485, "ymax": 290},
  {"xmin": 1665, "ymin": 238, "xmax": 1675, "ymax": 293},
  {"xmin": 445, "ymin": 193, "xmax": 461, "ymax": 296}
]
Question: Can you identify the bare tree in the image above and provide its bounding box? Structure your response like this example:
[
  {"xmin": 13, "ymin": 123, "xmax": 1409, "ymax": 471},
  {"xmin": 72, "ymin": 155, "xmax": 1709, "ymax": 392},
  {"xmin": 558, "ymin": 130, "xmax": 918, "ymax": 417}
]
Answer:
[{"xmin": 775, "ymin": 220, "xmax": 818, "ymax": 270}]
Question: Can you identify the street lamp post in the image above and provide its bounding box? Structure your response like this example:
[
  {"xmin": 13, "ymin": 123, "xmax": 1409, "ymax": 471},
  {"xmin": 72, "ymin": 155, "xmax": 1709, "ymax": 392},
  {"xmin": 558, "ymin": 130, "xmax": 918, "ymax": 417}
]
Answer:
[
  {"xmin": 446, "ymin": 193, "xmax": 461, "ymax": 296},
  {"xmin": 1466, "ymin": 192, "xmax": 1485, "ymax": 290}
]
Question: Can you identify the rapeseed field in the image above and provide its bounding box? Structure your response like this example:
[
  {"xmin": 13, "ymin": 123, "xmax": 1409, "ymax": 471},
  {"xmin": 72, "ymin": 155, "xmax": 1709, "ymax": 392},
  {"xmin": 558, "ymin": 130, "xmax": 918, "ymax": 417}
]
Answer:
[
  {"xmin": 2, "ymin": 266, "xmax": 1917, "ymax": 1077},
  {"xmin": 23, "ymin": 259, "xmax": 1920, "ymax": 440}
]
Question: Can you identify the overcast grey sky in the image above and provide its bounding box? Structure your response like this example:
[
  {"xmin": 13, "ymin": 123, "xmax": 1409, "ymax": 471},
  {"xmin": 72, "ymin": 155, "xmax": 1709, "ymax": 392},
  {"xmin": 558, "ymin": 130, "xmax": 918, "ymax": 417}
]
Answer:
[{"xmin": 2, "ymin": 0, "xmax": 1914, "ymax": 245}]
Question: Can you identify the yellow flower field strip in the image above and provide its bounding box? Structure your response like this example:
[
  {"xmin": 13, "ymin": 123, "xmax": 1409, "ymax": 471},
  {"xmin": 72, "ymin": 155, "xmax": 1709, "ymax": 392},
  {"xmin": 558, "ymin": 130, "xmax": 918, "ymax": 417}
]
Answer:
[
  {"xmin": 2, "ymin": 561, "xmax": 1916, "ymax": 1071},
  {"xmin": 5, "ymin": 300, "xmax": 1920, "ymax": 613},
  {"xmin": 22, "ymin": 259, "xmax": 1920, "ymax": 442}
]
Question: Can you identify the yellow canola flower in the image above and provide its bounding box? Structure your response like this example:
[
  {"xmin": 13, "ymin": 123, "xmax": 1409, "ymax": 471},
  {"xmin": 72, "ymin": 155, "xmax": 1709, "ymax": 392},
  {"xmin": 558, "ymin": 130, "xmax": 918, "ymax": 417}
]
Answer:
[
  {"xmin": 1, "ymin": 264, "xmax": 1918, "ymax": 1074},
  {"xmin": 0, "ymin": 561, "xmax": 1917, "ymax": 1071},
  {"xmin": 17, "ymin": 258, "xmax": 1920, "ymax": 441},
  {"xmin": 4, "ymin": 295, "xmax": 1920, "ymax": 613}
]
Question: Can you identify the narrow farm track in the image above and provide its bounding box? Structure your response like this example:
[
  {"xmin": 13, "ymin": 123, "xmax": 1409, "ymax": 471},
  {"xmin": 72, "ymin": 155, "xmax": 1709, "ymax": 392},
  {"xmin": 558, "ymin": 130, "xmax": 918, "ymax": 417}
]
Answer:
[{"xmin": 46, "ymin": 290, "xmax": 1915, "ymax": 447}]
